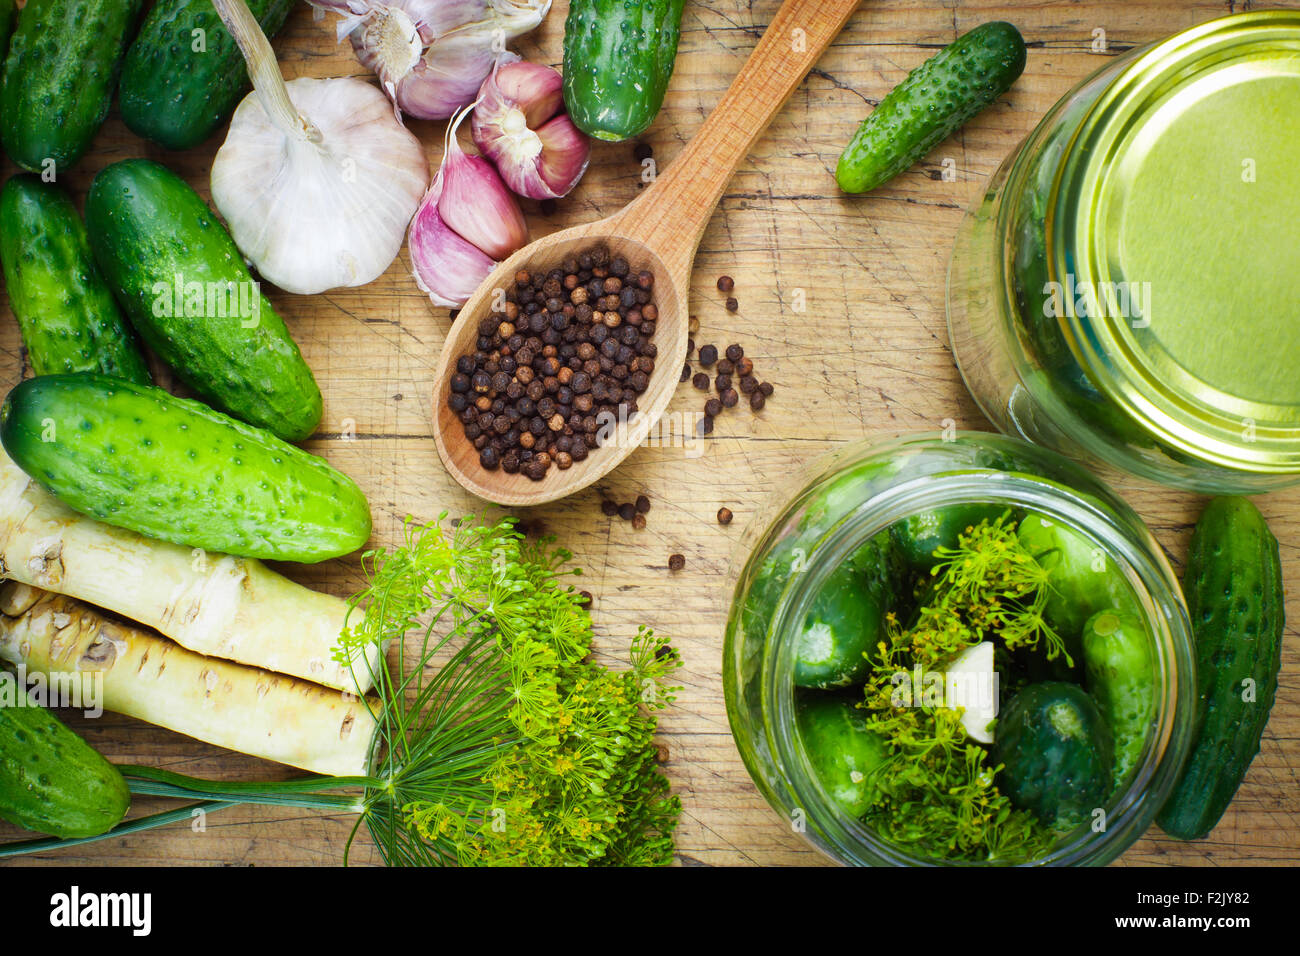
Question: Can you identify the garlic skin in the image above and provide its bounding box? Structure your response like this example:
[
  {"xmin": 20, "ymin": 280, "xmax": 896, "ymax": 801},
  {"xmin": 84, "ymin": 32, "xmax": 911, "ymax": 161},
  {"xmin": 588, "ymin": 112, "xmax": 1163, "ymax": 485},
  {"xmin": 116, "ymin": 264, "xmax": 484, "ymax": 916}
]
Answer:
[
  {"xmin": 471, "ymin": 58, "xmax": 591, "ymax": 200},
  {"xmin": 313, "ymin": 0, "xmax": 552, "ymax": 121},
  {"xmin": 212, "ymin": 76, "xmax": 429, "ymax": 295},
  {"xmin": 408, "ymin": 178, "xmax": 497, "ymax": 308},
  {"xmin": 437, "ymin": 108, "xmax": 528, "ymax": 262}
]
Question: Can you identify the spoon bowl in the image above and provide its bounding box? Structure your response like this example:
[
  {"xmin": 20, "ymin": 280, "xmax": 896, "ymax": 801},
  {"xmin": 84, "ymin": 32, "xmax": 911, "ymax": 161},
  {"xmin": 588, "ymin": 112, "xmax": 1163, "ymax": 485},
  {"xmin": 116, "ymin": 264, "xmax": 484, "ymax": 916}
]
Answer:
[{"xmin": 432, "ymin": 0, "xmax": 863, "ymax": 505}]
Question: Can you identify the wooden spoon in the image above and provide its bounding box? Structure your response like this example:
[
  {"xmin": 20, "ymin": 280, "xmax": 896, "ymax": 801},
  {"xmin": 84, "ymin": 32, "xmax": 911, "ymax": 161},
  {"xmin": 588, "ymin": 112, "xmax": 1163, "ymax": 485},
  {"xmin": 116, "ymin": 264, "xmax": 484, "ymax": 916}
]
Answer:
[{"xmin": 433, "ymin": 0, "xmax": 863, "ymax": 506}]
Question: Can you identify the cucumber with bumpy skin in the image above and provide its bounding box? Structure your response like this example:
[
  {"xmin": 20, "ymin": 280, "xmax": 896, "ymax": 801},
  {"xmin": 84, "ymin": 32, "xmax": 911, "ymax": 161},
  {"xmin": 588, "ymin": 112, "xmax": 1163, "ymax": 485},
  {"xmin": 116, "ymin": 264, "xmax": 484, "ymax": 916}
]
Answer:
[
  {"xmin": 1082, "ymin": 608, "xmax": 1155, "ymax": 789},
  {"xmin": 85, "ymin": 159, "xmax": 323, "ymax": 443},
  {"xmin": 0, "ymin": 0, "xmax": 145, "ymax": 172},
  {"xmin": 836, "ymin": 21, "xmax": 1027, "ymax": 193},
  {"xmin": 0, "ymin": 176, "xmax": 151, "ymax": 384},
  {"xmin": 0, "ymin": 374, "xmax": 372, "ymax": 564},
  {"xmin": 0, "ymin": 697, "xmax": 130, "ymax": 838},
  {"xmin": 1156, "ymin": 497, "xmax": 1284, "ymax": 840},
  {"xmin": 119, "ymin": 0, "xmax": 295, "ymax": 151},
  {"xmin": 562, "ymin": 0, "xmax": 686, "ymax": 142}
]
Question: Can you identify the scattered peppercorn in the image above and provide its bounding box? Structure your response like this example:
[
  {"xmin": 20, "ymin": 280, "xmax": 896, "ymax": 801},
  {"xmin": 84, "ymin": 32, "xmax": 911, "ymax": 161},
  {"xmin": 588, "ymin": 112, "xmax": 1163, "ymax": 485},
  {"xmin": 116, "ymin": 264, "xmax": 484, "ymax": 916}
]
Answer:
[
  {"xmin": 579, "ymin": 590, "xmax": 593, "ymax": 607},
  {"xmin": 750, "ymin": 390, "xmax": 766, "ymax": 411},
  {"xmin": 618, "ymin": 502, "xmax": 636, "ymax": 521},
  {"xmin": 631, "ymin": 513, "xmax": 647, "ymax": 530},
  {"xmin": 725, "ymin": 297, "xmax": 738, "ymax": 312},
  {"xmin": 721, "ymin": 388, "xmax": 739, "ymax": 407},
  {"xmin": 716, "ymin": 275, "xmax": 734, "ymax": 292},
  {"xmin": 725, "ymin": 344, "xmax": 743, "ymax": 363},
  {"xmin": 759, "ymin": 381, "xmax": 774, "ymax": 397},
  {"xmin": 692, "ymin": 372, "xmax": 709, "ymax": 390},
  {"xmin": 601, "ymin": 500, "xmax": 618, "ymax": 517},
  {"xmin": 717, "ymin": 507, "xmax": 733, "ymax": 525},
  {"xmin": 698, "ymin": 344, "xmax": 718, "ymax": 367},
  {"xmin": 668, "ymin": 553, "xmax": 686, "ymax": 571},
  {"xmin": 704, "ymin": 397, "xmax": 723, "ymax": 417},
  {"xmin": 447, "ymin": 244, "xmax": 659, "ymax": 479},
  {"xmin": 681, "ymin": 362, "xmax": 692, "ymax": 382},
  {"xmin": 633, "ymin": 142, "xmax": 654, "ymax": 162},
  {"xmin": 635, "ymin": 494, "xmax": 651, "ymax": 514}
]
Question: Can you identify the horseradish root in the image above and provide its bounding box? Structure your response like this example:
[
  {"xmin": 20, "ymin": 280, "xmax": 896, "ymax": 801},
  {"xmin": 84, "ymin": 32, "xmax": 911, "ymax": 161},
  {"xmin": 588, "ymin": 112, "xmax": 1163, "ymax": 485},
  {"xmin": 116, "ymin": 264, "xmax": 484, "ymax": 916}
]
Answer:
[{"xmin": 0, "ymin": 583, "xmax": 377, "ymax": 777}]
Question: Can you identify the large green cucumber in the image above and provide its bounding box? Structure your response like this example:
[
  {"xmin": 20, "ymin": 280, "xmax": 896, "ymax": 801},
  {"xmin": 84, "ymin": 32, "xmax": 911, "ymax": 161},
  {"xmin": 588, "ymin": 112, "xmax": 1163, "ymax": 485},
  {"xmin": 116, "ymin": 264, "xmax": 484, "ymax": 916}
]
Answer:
[
  {"xmin": 0, "ymin": 697, "xmax": 130, "ymax": 838},
  {"xmin": 0, "ymin": 176, "xmax": 151, "ymax": 384},
  {"xmin": 119, "ymin": 0, "xmax": 296, "ymax": 150},
  {"xmin": 1156, "ymin": 497, "xmax": 1284, "ymax": 840},
  {"xmin": 836, "ymin": 21, "xmax": 1027, "ymax": 193},
  {"xmin": 0, "ymin": 374, "xmax": 372, "ymax": 563},
  {"xmin": 796, "ymin": 694, "xmax": 889, "ymax": 817},
  {"xmin": 0, "ymin": 0, "xmax": 145, "ymax": 172},
  {"xmin": 562, "ymin": 0, "xmax": 686, "ymax": 142},
  {"xmin": 85, "ymin": 159, "xmax": 322, "ymax": 443}
]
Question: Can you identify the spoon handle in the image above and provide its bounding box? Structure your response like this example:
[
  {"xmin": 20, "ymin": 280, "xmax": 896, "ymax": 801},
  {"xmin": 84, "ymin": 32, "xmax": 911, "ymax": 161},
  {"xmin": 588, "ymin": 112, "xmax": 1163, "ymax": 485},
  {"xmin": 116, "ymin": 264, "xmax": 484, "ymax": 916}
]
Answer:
[{"xmin": 614, "ymin": 0, "xmax": 863, "ymax": 271}]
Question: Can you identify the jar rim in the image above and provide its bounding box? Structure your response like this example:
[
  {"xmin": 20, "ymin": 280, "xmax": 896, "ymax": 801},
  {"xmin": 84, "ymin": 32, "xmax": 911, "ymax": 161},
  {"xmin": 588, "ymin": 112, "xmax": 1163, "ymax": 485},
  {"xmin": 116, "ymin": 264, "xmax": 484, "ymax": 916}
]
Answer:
[{"xmin": 740, "ymin": 444, "xmax": 1195, "ymax": 866}]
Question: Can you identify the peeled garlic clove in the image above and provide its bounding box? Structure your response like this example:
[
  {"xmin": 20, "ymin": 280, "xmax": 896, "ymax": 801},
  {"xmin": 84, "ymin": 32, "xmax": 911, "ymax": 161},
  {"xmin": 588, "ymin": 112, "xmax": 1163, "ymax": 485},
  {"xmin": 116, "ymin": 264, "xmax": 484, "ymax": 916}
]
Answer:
[
  {"xmin": 438, "ymin": 109, "xmax": 528, "ymax": 262},
  {"xmin": 471, "ymin": 59, "xmax": 590, "ymax": 200},
  {"xmin": 409, "ymin": 179, "xmax": 497, "ymax": 309}
]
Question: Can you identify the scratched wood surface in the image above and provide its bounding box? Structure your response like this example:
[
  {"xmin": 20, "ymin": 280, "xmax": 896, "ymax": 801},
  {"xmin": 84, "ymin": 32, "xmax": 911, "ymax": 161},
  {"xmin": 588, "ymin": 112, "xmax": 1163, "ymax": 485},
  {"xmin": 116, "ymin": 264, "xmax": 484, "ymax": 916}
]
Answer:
[{"xmin": 1, "ymin": 0, "xmax": 1296, "ymax": 867}]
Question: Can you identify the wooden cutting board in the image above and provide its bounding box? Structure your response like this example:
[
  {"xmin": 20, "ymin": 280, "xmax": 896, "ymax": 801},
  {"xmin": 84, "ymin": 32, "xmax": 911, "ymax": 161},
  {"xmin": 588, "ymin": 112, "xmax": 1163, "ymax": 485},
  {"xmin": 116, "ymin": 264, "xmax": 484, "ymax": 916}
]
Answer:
[{"xmin": 1, "ymin": 0, "xmax": 1296, "ymax": 867}]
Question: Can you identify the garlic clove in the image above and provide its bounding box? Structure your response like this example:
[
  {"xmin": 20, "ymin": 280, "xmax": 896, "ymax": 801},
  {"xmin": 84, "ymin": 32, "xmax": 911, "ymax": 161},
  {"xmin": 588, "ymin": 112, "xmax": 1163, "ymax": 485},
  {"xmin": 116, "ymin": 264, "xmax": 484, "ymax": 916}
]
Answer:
[
  {"xmin": 484, "ymin": 58, "xmax": 565, "ymax": 129},
  {"xmin": 437, "ymin": 109, "xmax": 528, "ymax": 262},
  {"xmin": 534, "ymin": 113, "xmax": 592, "ymax": 200},
  {"xmin": 409, "ymin": 178, "xmax": 497, "ymax": 309}
]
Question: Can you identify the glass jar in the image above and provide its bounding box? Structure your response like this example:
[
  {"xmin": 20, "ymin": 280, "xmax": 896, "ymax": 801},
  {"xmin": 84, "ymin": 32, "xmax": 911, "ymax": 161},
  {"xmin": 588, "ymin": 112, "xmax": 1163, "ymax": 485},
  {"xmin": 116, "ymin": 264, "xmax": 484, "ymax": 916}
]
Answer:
[
  {"xmin": 723, "ymin": 432, "xmax": 1195, "ymax": 866},
  {"xmin": 947, "ymin": 11, "xmax": 1300, "ymax": 493}
]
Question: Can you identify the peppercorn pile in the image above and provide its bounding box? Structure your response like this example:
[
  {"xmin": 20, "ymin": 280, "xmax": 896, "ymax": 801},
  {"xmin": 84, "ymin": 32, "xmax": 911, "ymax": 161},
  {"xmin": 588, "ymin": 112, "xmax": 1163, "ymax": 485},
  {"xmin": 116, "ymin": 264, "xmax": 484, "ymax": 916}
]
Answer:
[
  {"xmin": 686, "ymin": 339, "xmax": 775, "ymax": 435},
  {"xmin": 448, "ymin": 246, "xmax": 659, "ymax": 480}
]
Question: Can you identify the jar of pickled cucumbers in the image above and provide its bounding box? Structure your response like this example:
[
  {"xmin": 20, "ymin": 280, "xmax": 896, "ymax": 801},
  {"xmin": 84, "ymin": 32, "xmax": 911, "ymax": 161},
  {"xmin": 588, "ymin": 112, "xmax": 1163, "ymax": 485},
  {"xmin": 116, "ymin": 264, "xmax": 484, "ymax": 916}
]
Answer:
[
  {"xmin": 947, "ymin": 11, "xmax": 1300, "ymax": 493},
  {"xmin": 723, "ymin": 432, "xmax": 1195, "ymax": 866}
]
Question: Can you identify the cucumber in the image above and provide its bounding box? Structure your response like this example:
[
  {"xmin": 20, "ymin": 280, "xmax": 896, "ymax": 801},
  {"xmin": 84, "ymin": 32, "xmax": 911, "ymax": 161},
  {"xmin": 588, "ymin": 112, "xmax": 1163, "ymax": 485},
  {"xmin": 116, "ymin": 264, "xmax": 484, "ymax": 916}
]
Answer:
[
  {"xmin": 796, "ymin": 694, "xmax": 889, "ymax": 817},
  {"xmin": 119, "ymin": 0, "xmax": 295, "ymax": 151},
  {"xmin": 0, "ymin": 696, "xmax": 130, "ymax": 838},
  {"xmin": 794, "ymin": 532, "xmax": 895, "ymax": 689},
  {"xmin": 85, "ymin": 159, "xmax": 323, "ymax": 443},
  {"xmin": 0, "ymin": 374, "xmax": 372, "ymax": 564},
  {"xmin": 836, "ymin": 21, "xmax": 1027, "ymax": 193},
  {"xmin": 0, "ymin": 176, "xmax": 151, "ymax": 384},
  {"xmin": 992, "ymin": 681, "xmax": 1113, "ymax": 829},
  {"xmin": 1017, "ymin": 513, "xmax": 1142, "ymax": 659},
  {"xmin": 0, "ymin": 0, "xmax": 145, "ymax": 172},
  {"xmin": 562, "ymin": 0, "xmax": 686, "ymax": 142},
  {"xmin": 890, "ymin": 503, "xmax": 1010, "ymax": 572},
  {"xmin": 1156, "ymin": 497, "xmax": 1284, "ymax": 840},
  {"xmin": 1082, "ymin": 609, "xmax": 1155, "ymax": 789}
]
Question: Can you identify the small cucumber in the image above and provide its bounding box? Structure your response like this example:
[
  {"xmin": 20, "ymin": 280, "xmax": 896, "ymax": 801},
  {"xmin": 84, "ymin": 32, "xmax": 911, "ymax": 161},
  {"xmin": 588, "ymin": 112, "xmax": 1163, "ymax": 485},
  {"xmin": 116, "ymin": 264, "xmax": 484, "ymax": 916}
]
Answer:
[
  {"xmin": 890, "ymin": 503, "xmax": 1010, "ymax": 572},
  {"xmin": 0, "ymin": 697, "xmax": 130, "ymax": 838},
  {"xmin": 992, "ymin": 681, "xmax": 1113, "ymax": 829},
  {"xmin": 562, "ymin": 0, "xmax": 686, "ymax": 142},
  {"xmin": 1082, "ymin": 608, "xmax": 1155, "ymax": 789},
  {"xmin": 0, "ymin": 0, "xmax": 145, "ymax": 172},
  {"xmin": 85, "ymin": 159, "xmax": 322, "ymax": 443},
  {"xmin": 794, "ymin": 532, "xmax": 895, "ymax": 689},
  {"xmin": 1017, "ymin": 513, "xmax": 1142, "ymax": 659},
  {"xmin": 1156, "ymin": 498, "xmax": 1284, "ymax": 840},
  {"xmin": 836, "ymin": 21, "xmax": 1027, "ymax": 193},
  {"xmin": 119, "ymin": 0, "xmax": 295, "ymax": 151},
  {"xmin": 796, "ymin": 694, "xmax": 889, "ymax": 817},
  {"xmin": 0, "ymin": 374, "xmax": 372, "ymax": 564},
  {"xmin": 0, "ymin": 176, "xmax": 151, "ymax": 384}
]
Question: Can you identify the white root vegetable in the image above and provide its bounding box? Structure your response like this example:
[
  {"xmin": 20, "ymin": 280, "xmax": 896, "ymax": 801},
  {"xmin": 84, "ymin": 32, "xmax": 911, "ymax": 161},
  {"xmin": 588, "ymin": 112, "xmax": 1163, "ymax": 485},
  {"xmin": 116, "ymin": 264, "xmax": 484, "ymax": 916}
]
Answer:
[
  {"xmin": 0, "ymin": 583, "xmax": 378, "ymax": 777},
  {"xmin": 0, "ymin": 451, "xmax": 378, "ymax": 695}
]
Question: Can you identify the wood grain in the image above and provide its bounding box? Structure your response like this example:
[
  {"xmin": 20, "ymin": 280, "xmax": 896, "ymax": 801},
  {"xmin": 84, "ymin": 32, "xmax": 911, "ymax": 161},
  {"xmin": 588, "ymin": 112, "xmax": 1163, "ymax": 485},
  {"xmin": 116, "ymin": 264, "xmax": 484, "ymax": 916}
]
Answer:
[{"xmin": 1, "ymin": 0, "xmax": 1297, "ymax": 867}]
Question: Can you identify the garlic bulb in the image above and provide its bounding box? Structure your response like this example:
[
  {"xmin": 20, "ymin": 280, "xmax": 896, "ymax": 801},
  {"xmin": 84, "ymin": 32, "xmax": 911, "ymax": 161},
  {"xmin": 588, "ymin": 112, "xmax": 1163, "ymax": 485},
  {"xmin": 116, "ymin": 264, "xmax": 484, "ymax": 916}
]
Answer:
[
  {"xmin": 210, "ymin": 0, "xmax": 429, "ymax": 295},
  {"xmin": 471, "ymin": 57, "xmax": 591, "ymax": 199},
  {"xmin": 311, "ymin": 0, "xmax": 552, "ymax": 120}
]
